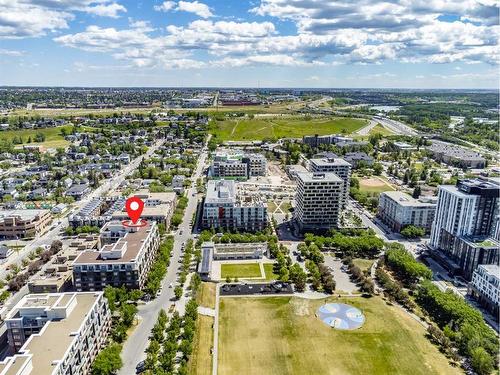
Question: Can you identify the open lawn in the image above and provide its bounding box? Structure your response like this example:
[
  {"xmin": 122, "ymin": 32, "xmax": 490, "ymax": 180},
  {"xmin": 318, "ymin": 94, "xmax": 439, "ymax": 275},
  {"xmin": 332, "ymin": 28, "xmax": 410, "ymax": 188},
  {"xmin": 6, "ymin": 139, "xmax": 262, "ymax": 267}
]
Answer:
[
  {"xmin": 210, "ymin": 116, "xmax": 367, "ymax": 141},
  {"xmin": 358, "ymin": 177, "xmax": 395, "ymax": 194},
  {"xmin": 218, "ymin": 296, "xmax": 461, "ymax": 375},
  {"xmin": 221, "ymin": 263, "xmax": 262, "ymax": 279},
  {"xmin": 1, "ymin": 125, "xmax": 73, "ymax": 148},
  {"xmin": 369, "ymin": 123, "xmax": 394, "ymax": 136},
  {"xmin": 197, "ymin": 282, "xmax": 216, "ymax": 309},
  {"xmin": 263, "ymin": 263, "xmax": 278, "ymax": 281},
  {"xmin": 188, "ymin": 315, "xmax": 214, "ymax": 375},
  {"xmin": 352, "ymin": 258, "xmax": 375, "ymax": 272}
]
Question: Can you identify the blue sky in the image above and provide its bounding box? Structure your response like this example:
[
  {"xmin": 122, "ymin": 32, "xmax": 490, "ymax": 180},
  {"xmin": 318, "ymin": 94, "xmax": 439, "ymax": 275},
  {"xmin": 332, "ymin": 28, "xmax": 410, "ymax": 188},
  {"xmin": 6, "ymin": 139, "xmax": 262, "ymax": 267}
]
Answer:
[{"xmin": 0, "ymin": 0, "xmax": 498, "ymax": 88}]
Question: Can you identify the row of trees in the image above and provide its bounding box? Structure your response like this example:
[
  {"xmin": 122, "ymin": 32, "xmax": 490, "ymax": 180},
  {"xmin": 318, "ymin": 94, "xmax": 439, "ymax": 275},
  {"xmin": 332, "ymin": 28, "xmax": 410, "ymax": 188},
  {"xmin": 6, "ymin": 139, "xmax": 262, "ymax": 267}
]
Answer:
[
  {"xmin": 171, "ymin": 196, "xmax": 188, "ymax": 228},
  {"xmin": 378, "ymin": 247, "xmax": 498, "ymax": 375},
  {"xmin": 400, "ymin": 225, "xmax": 426, "ymax": 238},
  {"xmin": 269, "ymin": 240, "xmax": 308, "ymax": 292},
  {"xmin": 416, "ymin": 281, "xmax": 498, "ymax": 375},
  {"xmin": 92, "ymin": 287, "xmax": 143, "ymax": 375},
  {"xmin": 145, "ymin": 236, "xmax": 174, "ymax": 295},
  {"xmin": 304, "ymin": 230, "xmax": 385, "ymax": 259},
  {"xmin": 297, "ymin": 242, "xmax": 335, "ymax": 293},
  {"xmin": 143, "ymin": 285, "xmax": 201, "ymax": 374},
  {"xmin": 385, "ymin": 244, "xmax": 432, "ymax": 285},
  {"xmin": 344, "ymin": 258, "xmax": 375, "ymax": 295}
]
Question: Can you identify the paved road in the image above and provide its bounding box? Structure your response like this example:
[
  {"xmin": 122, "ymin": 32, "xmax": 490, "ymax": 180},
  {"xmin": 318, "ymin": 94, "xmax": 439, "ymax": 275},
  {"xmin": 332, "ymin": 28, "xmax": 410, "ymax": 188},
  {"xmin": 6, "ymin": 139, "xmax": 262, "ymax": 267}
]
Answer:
[{"xmin": 119, "ymin": 147, "xmax": 208, "ymax": 375}]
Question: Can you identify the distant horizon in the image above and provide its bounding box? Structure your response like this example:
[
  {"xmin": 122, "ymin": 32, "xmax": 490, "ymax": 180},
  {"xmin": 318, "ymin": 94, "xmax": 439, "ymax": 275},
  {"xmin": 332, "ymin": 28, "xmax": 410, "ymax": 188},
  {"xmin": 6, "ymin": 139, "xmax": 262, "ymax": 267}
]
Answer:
[{"xmin": 1, "ymin": 85, "xmax": 498, "ymax": 92}]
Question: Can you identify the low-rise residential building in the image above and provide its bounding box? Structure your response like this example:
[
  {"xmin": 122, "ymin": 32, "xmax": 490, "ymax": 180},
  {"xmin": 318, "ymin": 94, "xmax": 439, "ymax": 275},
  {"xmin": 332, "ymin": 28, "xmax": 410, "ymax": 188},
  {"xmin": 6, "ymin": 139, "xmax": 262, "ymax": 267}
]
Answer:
[
  {"xmin": 210, "ymin": 150, "xmax": 266, "ymax": 180},
  {"xmin": 378, "ymin": 191, "xmax": 436, "ymax": 233},
  {"xmin": 468, "ymin": 264, "xmax": 500, "ymax": 318},
  {"xmin": 202, "ymin": 180, "xmax": 267, "ymax": 232},
  {"xmin": 0, "ymin": 209, "xmax": 52, "ymax": 239},
  {"xmin": 343, "ymin": 152, "xmax": 374, "ymax": 167},
  {"xmin": 65, "ymin": 184, "xmax": 90, "ymax": 200},
  {"xmin": 294, "ymin": 172, "xmax": 344, "ymax": 231},
  {"xmin": 72, "ymin": 221, "xmax": 160, "ymax": 291},
  {"xmin": 111, "ymin": 190, "xmax": 177, "ymax": 228},
  {"xmin": 427, "ymin": 141, "xmax": 486, "ymax": 169},
  {"xmin": 2, "ymin": 292, "xmax": 111, "ymax": 375}
]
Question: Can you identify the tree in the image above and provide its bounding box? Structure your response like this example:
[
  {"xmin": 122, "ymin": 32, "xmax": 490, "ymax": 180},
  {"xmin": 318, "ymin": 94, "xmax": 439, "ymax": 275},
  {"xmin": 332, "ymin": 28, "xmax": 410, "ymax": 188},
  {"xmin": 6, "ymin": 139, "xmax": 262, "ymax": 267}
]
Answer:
[
  {"xmin": 174, "ymin": 286, "xmax": 183, "ymax": 300},
  {"xmin": 400, "ymin": 225, "xmax": 425, "ymax": 238},
  {"xmin": 470, "ymin": 346, "xmax": 494, "ymax": 375},
  {"xmin": 372, "ymin": 163, "xmax": 383, "ymax": 176},
  {"xmin": 412, "ymin": 186, "xmax": 421, "ymax": 199},
  {"xmin": 91, "ymin": 343, "xmax": 123, "ymax": 375}
]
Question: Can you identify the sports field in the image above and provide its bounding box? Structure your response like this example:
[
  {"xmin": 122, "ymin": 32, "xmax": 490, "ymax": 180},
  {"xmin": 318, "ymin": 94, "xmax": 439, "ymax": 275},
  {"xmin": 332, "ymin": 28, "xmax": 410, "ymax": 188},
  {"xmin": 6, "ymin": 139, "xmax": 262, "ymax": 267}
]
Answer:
[
  {"xmin": 359, "ymin": 177, "xmax": 395, "ymax": 194},
  {"xmin": 221, "ymin": 263, "xmax": 262, "ymax": 278},
  {"xmin": 210, "ymin": 117, "xmax": 367, "ymax": 141},
  {"xmin": 0, "ymin": 125, "xmax": 73, "ymax": 148},
  {"xmin": 218, "ymin": 296, "xmax": 461, "ymax": 375}
]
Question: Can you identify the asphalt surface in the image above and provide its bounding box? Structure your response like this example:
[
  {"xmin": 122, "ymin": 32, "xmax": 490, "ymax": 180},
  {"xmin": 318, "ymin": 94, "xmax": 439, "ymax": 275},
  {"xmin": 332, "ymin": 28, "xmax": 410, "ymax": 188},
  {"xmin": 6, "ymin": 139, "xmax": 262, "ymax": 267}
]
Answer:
[{"xmin": 118, "ymin": 146, "xmax": 208, "ymax": 375}]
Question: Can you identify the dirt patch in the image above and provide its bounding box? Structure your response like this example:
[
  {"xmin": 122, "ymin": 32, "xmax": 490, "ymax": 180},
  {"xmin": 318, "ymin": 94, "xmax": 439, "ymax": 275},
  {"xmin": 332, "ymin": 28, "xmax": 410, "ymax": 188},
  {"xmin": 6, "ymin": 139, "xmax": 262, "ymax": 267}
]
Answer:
[
  {"xmin": 289, "ymin": 298, "xmax": 311, "ymax": 316},
  {"xmin": 360, "ymin": 178, "xmax": 386, "ymax": 187}
]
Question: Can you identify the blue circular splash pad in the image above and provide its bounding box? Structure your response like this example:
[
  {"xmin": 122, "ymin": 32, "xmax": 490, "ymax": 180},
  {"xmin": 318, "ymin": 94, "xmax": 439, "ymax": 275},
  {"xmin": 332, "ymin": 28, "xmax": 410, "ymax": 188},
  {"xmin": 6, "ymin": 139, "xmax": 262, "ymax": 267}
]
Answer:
[{"xmin": 317, "ymin": 303, "xmax": 365, "ymax": 330}]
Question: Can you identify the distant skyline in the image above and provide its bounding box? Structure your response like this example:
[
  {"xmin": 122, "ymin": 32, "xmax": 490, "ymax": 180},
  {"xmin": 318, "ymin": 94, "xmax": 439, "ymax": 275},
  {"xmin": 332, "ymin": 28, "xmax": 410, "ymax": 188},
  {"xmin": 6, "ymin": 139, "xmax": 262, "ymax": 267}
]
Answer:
[{"xmin": 0, "ymin": 1, "xmax": 498, "ymax": 88}]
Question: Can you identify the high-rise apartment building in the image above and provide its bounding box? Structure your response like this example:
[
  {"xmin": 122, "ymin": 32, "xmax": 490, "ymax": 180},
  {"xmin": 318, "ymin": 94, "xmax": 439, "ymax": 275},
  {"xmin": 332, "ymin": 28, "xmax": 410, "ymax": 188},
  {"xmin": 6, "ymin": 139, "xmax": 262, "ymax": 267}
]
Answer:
[
  {"xmin": 309, "ymin": 157, "xmax": 351, "ymax": 207},
  {"xmin": 294, "ymin": 172, "xmax": 344, "ymax": 231}
]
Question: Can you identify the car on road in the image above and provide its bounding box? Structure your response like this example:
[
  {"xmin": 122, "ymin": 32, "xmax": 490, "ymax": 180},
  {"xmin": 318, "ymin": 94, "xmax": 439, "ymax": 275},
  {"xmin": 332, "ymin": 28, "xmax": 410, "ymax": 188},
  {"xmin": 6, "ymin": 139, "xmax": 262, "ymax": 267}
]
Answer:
[
  {"xmin": 136, "ymin": 361, "xmax": 146, "ymax": 373},
  {"xmin": 169, "ymin": 283, "xmax": 173, "ymax": 288},
  {"xmin": 179, "ymin": 230, "xmax": 183, "ymax": 235}
]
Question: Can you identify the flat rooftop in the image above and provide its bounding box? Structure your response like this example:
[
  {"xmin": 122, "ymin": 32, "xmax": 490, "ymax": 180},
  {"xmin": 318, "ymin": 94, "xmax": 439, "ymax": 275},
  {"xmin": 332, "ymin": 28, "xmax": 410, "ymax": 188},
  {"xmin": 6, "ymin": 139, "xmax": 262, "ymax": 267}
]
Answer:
[
  {"xmin": 297, "ymin": 172, "xmax": 343, "ymax": 183},
  {"xmin": 0, "ymin": 209, "xmax": 49, "ymax": 221},
  {"xmin": 74, "ymin": 221, "xmax": 154, "ymax": 264},
  {"xmin": 382, "ymin": 191, "xmax": 436, "ymax": 207},
  {"xmin": 3, "ymin": 293, "xmax": 101, "ymax": 375},
  {"xmin": 310, "ymin": 158, "xmax": 351, "ymax": 167}
]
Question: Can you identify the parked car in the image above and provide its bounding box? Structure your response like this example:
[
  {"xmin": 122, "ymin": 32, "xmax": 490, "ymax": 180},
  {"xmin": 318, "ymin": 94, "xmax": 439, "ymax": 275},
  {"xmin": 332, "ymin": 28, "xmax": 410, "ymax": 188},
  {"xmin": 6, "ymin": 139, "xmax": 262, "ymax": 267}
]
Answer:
[{"xmin": 136, "ymin": 361, "xmax": 146, "ymax": 373}]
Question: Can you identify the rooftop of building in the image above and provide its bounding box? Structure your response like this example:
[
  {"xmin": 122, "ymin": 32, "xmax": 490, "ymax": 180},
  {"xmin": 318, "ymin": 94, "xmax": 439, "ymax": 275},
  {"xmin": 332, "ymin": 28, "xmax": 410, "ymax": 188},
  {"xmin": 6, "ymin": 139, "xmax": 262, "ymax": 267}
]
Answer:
[
  {"xmin": 381, "ymin": 191, "xmax": 437, "ymax": 207},
  {"xmin": 310, "ymin": 157, "xmax": 351, "ymax": 167},
  {"xmin": 0, "ymin": 209, "xmax": 50, "ymax": 221},
  {"xmin": 428, "ymin": 141, "xmax": 485, "ymax": 160},
  {"xmin": 205, "ymin": 179, "xmax": 266, "ymax": 207},
  {"xmin": 477, "ymin": 264, "xmax": 500, "ymax": 276},
  {"xmin": 296, "ymin": 172, "xmax": 343, "ymax": 183},
  {"xmin": 2, "ymin": 292, "xmax": 102, "ymax": 375},
  {"xmin": 73, "ymin": 220, "xmax": 156, "ymax": 264}
]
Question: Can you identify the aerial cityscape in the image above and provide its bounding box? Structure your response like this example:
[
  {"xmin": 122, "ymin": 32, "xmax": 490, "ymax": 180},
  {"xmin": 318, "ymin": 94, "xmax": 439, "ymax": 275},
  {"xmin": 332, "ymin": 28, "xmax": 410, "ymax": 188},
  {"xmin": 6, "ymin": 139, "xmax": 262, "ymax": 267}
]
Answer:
[{"xmin": 0, "ymin": 1, "xmax": 499, "ymax": 375}]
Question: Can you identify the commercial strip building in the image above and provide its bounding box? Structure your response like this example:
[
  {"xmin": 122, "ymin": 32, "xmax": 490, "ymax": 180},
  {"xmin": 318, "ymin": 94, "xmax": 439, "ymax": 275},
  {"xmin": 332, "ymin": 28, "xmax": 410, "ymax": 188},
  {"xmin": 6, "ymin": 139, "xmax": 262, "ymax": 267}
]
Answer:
[
  {"xmin": 378, "ymin": 191, "xmax": 436, "ymax": 233},
  {"xmin": 430, "ymin": 178, "xmax": 500, "ymax": 280},
  {"xmin": 202, "ymin": 180, "xmax": 267, "ymax": 232},
  {"xmin": 294, "ymin": 172, "xmax": 344, "ymax": 232},
  {"xmin": 1, "ymin": 292, "xmax": 111, "ymax": 375},
  {"xmin": 210, "ymin": 150, "xmax": 267, "ymax": 180},
  {"xmin": 309, "ymin": 157, "xmax": 351, "ymax": 207},
  {"xmin": 427, "ymin": 141, "xmax": 486, "ymax": 169},
  {"xmin": 0, "ymin": 209, "xmax": 52, "ymax": 239},
  {"xmin": 73, "ymin": 221, "xmax": 160, "ymax": 291},
  {"xmin": 468, "ymin": 264, "xmax": 500, "ymax": 318}
]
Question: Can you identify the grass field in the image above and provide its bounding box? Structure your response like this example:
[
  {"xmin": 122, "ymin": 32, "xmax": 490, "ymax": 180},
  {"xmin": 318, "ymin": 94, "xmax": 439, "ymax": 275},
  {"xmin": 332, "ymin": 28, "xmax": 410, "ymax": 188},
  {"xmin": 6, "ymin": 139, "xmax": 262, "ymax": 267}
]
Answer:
[
  {"xmin": 218, "ymin": 296, "xmax": 461, "ymax": 375},
  {"xmin": 0, "ymin": 125, "xmax": 73, "ymax": 148},
  {"xmin": 221, "ymin": 263, "xmax": 262, "ymax": 279},
  {"xmin": 263, "ymin": 264, "xmax": 278, "ymax": 281},
  {"xmin": 358, "ymin": 177, "xmax": 396, "ymax": 194},
  {"xmin": 369, "ymin": 123, "xmax": 394, "ymax": 136},
  {"xmin": 352, "ymin": 258, "xmax": 375, "ymax": 272},
  {"xmin": 210, "ymin": 116, "xmax": 367, "ymax": 141},
  {"xmin": 197, "ymin": 282, "xmax": 216, "ymax": 309},
  {"xmin": 188, "ymin": 315, "xmax": 214, "ymax": 375}
]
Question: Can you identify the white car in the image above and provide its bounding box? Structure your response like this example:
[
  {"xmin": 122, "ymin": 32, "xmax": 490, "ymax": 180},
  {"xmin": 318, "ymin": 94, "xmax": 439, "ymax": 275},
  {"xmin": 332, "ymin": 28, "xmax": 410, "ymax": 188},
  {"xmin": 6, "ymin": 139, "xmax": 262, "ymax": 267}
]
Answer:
[{"xmin": 169, "ymin": 283, "xmax": 173, "ymax": 288}]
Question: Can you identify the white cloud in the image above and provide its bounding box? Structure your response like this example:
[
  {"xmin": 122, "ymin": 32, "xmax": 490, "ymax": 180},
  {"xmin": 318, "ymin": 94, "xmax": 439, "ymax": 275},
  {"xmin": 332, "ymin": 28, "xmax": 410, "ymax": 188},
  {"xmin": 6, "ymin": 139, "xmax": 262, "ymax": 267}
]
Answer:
[
  {"xmin": 0, "ymin": 0, "xmax": 127, "ymax": 39},
  {"xmin": 154, "ymin": 1, "xmax": 176, "ymax": 12},
  {"xmin": 177, "ymin": 1, "xmax": 213, "ymax": 18},
  {"xmin": 85, "ymin": 3, "xmax": 126, "ymax": 18},
  {"xmin": 0, "ymin": 48, "xmax": 24, "ymax": 56},
  {"xmin": 154, "ymin": 1, "xmax": 213, "ymax": 18}
]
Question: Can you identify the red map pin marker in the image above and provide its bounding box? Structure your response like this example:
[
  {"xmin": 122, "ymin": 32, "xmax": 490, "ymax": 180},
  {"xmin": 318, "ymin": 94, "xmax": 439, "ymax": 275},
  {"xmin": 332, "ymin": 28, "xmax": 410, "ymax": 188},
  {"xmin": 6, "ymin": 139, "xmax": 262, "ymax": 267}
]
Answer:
[{"xmin": 125, "ymin": 197, "xmax": 144, "ymax": 224}]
